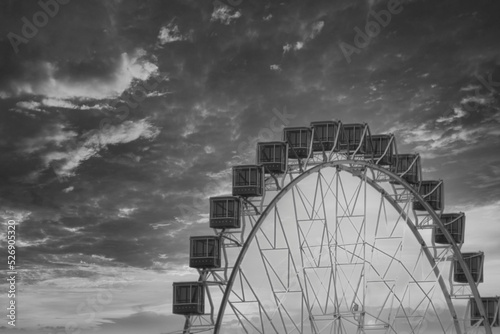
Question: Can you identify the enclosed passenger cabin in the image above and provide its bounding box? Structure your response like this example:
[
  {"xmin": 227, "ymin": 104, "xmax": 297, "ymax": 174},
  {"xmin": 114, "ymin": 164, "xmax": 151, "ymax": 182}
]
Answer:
[
  {"xmin": 454, "ymin": 252, "xmax": 484, "ymax": 283},
  {"xmin": 434, "ymin": 213, "xmax": 465, "ymax": 245},
  {"xmin": 189, "ymin": 236, "xmax": 221, "ymax": 268},
  {"xmin": 339, "ymin": 123, "xmax": 371, "ymax": 154},
  {"xmin": 283, "ymin": 127, "xmax": 311, "ymax": 159},
  {"xmin": 257, "ymin": 142, "xmax": 287, "ymax": 174},
  {"xmin": 232, "ymin": 165, "xmax": 264, "ymax": 197},
  {"xmin": 392, "ymin": 154, "xmax": 421, "ymax": 184},
  {"xmin": 413, "ymin": 180, "xmax": 444, "ymax": 211},
  {"xmin": 370, "ymin": 134, "xmax": 394, "ymax": 165},
  {"xmin": 209, "ymin": 196, "xmax": 240, "ymax": 229},
  {"xmin": 310, "ymin": 121, "xmax": 340, "ymax": 152},
  {"xmin": 471, "ymin": 297, "xmax": 500, "ymax": 327},
  {"xmin": 172, "ymin": 282, "xmax": 205, "ymax": 315}
]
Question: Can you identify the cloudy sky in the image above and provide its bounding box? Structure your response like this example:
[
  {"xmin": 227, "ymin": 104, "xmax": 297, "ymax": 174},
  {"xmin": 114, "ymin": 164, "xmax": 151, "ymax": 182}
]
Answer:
[{"xmin": 0, "ymin": 0, "xmax": 499, "ymax": 333}]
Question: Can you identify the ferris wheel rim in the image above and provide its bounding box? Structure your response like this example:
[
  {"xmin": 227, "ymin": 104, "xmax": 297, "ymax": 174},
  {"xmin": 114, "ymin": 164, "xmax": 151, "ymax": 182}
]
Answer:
[{"xmin": 213, "ymin": 159, "xmax": 491, "ymax": 334}]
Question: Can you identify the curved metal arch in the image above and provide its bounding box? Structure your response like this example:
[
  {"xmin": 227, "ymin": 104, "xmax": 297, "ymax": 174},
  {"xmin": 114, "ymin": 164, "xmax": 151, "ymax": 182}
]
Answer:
[{"xmin": 214, "ymin": 160, "xmax": 491, "ymax": 334}]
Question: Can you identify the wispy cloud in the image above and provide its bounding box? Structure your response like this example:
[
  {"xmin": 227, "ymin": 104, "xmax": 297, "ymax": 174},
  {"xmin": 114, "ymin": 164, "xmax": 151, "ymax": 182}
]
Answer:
[
  {"xmin": 460, "ymin": 84, "xmax": 482, "ymax": 92},
  {"xmin": 270, "ymin": 64, "xmax": 282, "ymax": 72},
  {"xmin": 41, "ymin": 119, "xmax": 160, "ymax": 177},
  {"xmin": 310, "ymin": 21, "xmax": 325, "ymax": 39},
  {"xmin": 41, "ymin": 98, "xmax": 111, "ymax": 110},
  {"xmin": 157, "ymin": 21, "xmax": 192, "ymax": 45},
  {"xmin": 283, "ymin": 20, "xmax": 325, "ymax": 53},
  {"xmin": 392, "ymin": 116, "xmax": 498, "ymax": 159},
  {"xmin": 211, "ymin": 4, "xmax": 242, "ymax": 25},
  {"xmin": 1, "ymin": 49, "xmax": 158, "ymax": 100},
  {"xmin": 436, "ymin": 107, "xmax": 467, "ymax": 124},
  {"xmin": 19, "ymin": 123, "xmax": 78, "ymax": 154},
  {"xmin": 14, "ymin": 98, "xmax": 111, "ymax": 113},
  {"xmin": 460, "ymin": 94, "xmax": 494, "ymax": 106},
  {"xmin": 283, "ymin": 41, "xmax": 304, "ymax": 53}
]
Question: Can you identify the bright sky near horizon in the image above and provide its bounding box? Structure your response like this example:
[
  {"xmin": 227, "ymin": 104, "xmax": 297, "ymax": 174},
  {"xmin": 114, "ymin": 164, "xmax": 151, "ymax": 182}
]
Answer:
[{"xmin": 0, "ymin": 0, "xmax": 499, "ymax": 333}]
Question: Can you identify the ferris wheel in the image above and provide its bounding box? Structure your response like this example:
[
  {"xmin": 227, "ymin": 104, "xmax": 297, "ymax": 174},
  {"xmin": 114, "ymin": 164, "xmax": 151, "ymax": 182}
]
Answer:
[{"xmin": 170, "ymin": 121, "xmax": 499, "ymax": 334}]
